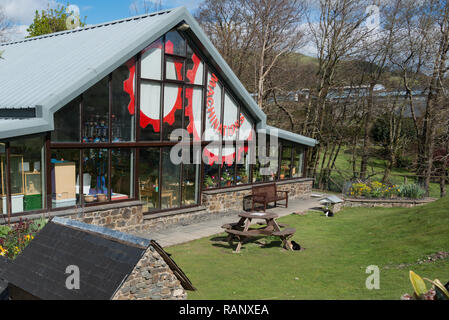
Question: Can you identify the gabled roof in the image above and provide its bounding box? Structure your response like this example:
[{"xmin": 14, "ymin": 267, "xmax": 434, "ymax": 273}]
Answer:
[
  {"xmin": 2, "ymin": 217, "xmax": 149, "ymax": 300},
  {"xmin": 0, "ymin": 6, "xmax": 317, "ymax": 146}
]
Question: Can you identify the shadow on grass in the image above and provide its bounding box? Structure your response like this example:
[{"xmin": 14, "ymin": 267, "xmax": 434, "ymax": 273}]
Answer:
[{"xmin": 209, "ymin": 234, "xmax": 287, "ymax": 252}]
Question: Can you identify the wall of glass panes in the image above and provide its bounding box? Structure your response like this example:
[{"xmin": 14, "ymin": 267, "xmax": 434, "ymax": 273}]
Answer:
[
  {"xmin": 0, "ymin": 137, "xmax": 46, "ymax": 216},
  {"xmin": 0, "ymin": 29, "xmax": 308, "ymax": 217}
]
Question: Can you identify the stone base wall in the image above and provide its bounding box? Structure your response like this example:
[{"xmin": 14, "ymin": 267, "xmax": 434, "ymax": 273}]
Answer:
[
  {"xmin": 342, "ymin": 198, "xmax": 435, "ymax": 209},
  {"xmin": 202, "ymin": 178, "xmax": 314, "ymax": 214},
  {"xmin": 141, "ymin": 208, "xmax": 238, "ymax": 233},
  {"xmin": 67, "ymin": 204, "xmax": 144, "ymax": 234},
  {"xmin": 113, "ymin": 246, "xmax": 186, "ymax": 300}
]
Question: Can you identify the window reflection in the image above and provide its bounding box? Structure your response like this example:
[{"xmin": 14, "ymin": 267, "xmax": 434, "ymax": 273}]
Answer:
[
  {"xmin": 161, "ymin": 147, "xmax": 180, "ymax": 209},
  {"xmin": 112, "ymin": 64, "xmax": 135, "ymax": 142},
  {"xmin": 82, "ymin": 149, "xmax": 109, "ymax": 203},
  {"xmin": 165, "ymin": 30, "xmax": 186, "ymax": 56},
  {"xmin": 139, "ymin": 148, "xmax": 160, "ymax": 212},
  {"xmin": 83, "ymin": 78, "xmax": 109, "ymax": 143},
  {"xmin": 51, "ymin": 149, "xmax": 80, "ymax": 208},
  {"xmin": 111, "ymin": 149, "xmax": 133, "ymax": 201},
  {"xmin": 9, "ymin": 137, "xmax": 45, "ymax": 213}
]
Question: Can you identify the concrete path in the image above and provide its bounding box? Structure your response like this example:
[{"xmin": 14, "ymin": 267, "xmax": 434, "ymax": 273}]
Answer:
[{"xmin": 140, "ymin": 196, "xmax": 324, "ymax": 247}]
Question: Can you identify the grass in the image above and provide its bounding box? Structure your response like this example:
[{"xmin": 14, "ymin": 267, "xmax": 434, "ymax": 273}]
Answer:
[
  {"xmin": 316, "ymin": 147, "xmax": 442, "ymax": 198},
  {"xmin": 167, "ymin": 197, "xmax": 449, "ymax": 300}
]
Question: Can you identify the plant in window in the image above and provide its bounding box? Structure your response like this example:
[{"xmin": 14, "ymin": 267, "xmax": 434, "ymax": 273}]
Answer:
[
  {"xmin": 222, "ymin": 170, "xmax": 233, "ymax": 186},
  {"xmin": 204, "ymin": 176, "xmax": 215, "ymax": 188}
]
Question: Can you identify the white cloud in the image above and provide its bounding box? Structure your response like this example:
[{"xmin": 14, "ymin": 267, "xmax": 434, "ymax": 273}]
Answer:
[
  {"xmin": 3, "ymin": 24, "xmax": 28, "ymax": 41},
  {"xmin": 0, "ymin": 0, "xmax": 62, "ymax": 24}
]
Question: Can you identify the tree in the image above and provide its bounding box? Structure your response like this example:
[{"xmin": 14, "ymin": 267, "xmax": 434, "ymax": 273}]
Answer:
[
  {"xmin": 196, "ymin": 0, "xmax": 307, "ymax": 111},
  {"xmin": 0, "ymin": 6, "xmax": 11, "ymax": 43},
  {"xmin": 303, "ymin": 0, "xmax": 373, "ymax": 178},
  {"xmin": 27, "ymin": 3, "xmax": 86, "ymax": 38},
  {"xmin": 390, "ymin": 0, "xmax": 449, "ymax": 196}
]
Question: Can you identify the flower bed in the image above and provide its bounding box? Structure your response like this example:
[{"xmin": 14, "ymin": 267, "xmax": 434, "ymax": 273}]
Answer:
[
  {"xmin": 348, "ymin": 181, "xmax": 425, "ymax": 200},
  {"xmin": 0, "ymin": 217, "xmax": 47, "ymax": 259}
]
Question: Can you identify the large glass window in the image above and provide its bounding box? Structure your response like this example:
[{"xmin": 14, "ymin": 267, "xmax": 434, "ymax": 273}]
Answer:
[
  {"xmin": 9, "ymin": 136, "xmax": 45, "ymax": 213},
  {"xmin": 138, "ymin": 148, "xmax": 160, "ymax": 212},
  {"xmin": 82, "ymin": 77, "xmax": 109, "ymax": 143},
  {"xmin": 267, "ymin": 144, "xmax": 279, "ymax": 181},
  {"xmin": 166, "ymin": 57, "xmax": 184, "ymax": 81},
  {"xmin": 165, "ymin": 30, "xmax": 186, "ymax": 56},
  {"xmin": 141, "ymin": 38, "xmax": 162, "ymax": 80},
  {"xmin": 161, "ymin": 147, "xmax": 180, "ymax": 209},
  {"xmin": 111, "ymin": 149, "xmax": 133, "ymax": 201},
  {"xmin": 140, "ymin": 81, "xmax": 161, "ymax": 141},
  {"xmin": 292, "ymin": 147, "xmax": 304, "ymax": 178},
  {"xmin": 52, "ymin": 99, "xmax": 80, "ymax": 142},
  {"xmin": 0, "ymin": 143, "xmax": 7, "ymax": 214},
  {"xmin": 182, "ymin": 149, "xmax": 200, "ymax": 206},
  {"xmin": 185, "ymin": 87, "xmax": 202, "ymax": 141},
  {"xmin": 51, "ymin": 149, "xmax": 80, "ymax": 209},
  {"xmin": 83, "ymin": 149, "xmax": 109, "ymax": 203},
  {"xmin": 204, "ymin": 72, "xmax": 222, "ymax": 141},
  {"xmin": 236, "ymin": 144, "xmax": 251, "ymax": 185},
  {"xmin": 112, "ymin": 64, "xmax": 135, "ymax": 142},
  {"xmin": 221, "ymin": 145, "xmax": 235, "ymax": 187},
  {"xmin": 203, "ymin": 145, "xmax": 220, "ymax": 189},
  {"xmin": 163, "ymin": 84, "xmax": 183, "ymax": 141},
  {"xmin": 280, "ymin": 145, "xmax": 292, "ymax": 180},
  {"xmin": 186, "ymin": 46, "xmax": 204, "ymax": 85},
  {"xmin": 223, "ymin": 92, "xmax": 238, "ymax": 141}
]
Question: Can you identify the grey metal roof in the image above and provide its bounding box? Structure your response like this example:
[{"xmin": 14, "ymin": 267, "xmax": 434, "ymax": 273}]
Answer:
[
  {"xmin": 258, "ymin": 125, "xmax": 319, "ymax": 147},
  {"xmin": 0, "ymin": 6, "xmax": 315, "ymax": 147}
]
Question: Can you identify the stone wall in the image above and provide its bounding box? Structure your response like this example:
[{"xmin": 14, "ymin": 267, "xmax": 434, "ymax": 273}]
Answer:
[
  {"xmin": 66, "ymin": 203, "xmax": 144, "ymax": 234},
  {"xmin": 202, "ymin": 178, "xmax": 314, "ymax": 214},
  {"xmin": 342, "ymin": 197, "xmax": 435, "ymax": 209},
  {"xmin": 112, "ymin": 246, "xmax": 186, "ymax": 300}
]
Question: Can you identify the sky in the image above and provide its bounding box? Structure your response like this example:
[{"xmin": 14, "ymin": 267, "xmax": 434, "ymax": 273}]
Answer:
[
  {"xmin": 0, "ymin": 0, "xmax": 359, "ymax": 57},
  {"xmin": 0, "ymin": 0, "xmax": 201, "ymax": 40}
]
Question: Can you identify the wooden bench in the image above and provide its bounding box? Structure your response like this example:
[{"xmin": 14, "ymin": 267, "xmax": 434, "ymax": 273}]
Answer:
[
  {"xmin": 272, "ymin": 228, "xmax": 296, "ymax": 250},
  {"xmin": 221, "ymin": 222, "xmax": 241, "ymax": 230},
  {"xmin": 252, "ymin": 183, "xmax": 289, "ymax": 212},
  {"xmin": 225, "ymin": 226, "xmax": 296, "ymax": 252}
]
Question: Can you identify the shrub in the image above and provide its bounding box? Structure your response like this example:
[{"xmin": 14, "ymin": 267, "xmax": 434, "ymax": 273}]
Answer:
[
  {"xmin": 0, "ymin": 217, "xmax": 47, "ymax": 259},
  {"xmin": 398, "ymin": 184, "xmax": 425, "ymax": 199},
  {"xmin": 349, "ymin": 181, "xmax": 400, "ymax": 199}
]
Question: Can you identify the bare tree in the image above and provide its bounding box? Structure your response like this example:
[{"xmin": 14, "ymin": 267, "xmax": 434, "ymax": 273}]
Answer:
[
  {"xmin": 303, "ymin": 0, "xmax": 373, "ymax": 176},
  {"xmin": 197, "ymin": 0, "xmax": 307, "ymax": 111},
  {"xmin": 0, "ymin": 7, "xmax": 11, "ymax": 43},
  {"xmin": 390, "ymin": 0, "xmax": 449, "ymax": 195},
  {"xmin": 130, "ymin": 0, "xmax": 163, "ymax": 15}
]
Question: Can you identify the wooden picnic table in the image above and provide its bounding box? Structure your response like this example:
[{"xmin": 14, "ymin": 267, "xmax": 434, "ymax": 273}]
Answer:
[{"xmin": 222, "ymin": 212, "xmax": 296, "ymax": 253}]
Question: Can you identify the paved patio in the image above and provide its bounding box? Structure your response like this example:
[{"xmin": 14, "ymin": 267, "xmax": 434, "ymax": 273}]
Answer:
[{"xmin": 138, "ymin": 196, "xmax": 325, "ymax": 247}]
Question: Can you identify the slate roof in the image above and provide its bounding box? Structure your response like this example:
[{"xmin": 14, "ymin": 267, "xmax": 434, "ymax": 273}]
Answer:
[
  {"xmin": 0, "ymin": 256, "xmax": 8, "ymax": 300},
  {"xmin": 0, "ymin": 6, "xmax": 318, "ymax": 146},
  {"xmin": 1, "ymin": 217, "xmax": 149, "ymax": 300}
]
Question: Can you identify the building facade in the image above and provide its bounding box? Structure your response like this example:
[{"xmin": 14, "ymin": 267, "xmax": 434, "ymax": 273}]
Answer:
[{"xmin": 0, "ymin": 7, "xmax": 317, "ymax": 228}]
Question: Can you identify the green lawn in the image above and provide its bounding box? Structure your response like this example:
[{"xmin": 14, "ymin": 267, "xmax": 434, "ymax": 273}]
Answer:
[
  {"xmin": 317, "ymin": 147, "xmax": 442, "ymax": 198},
  {"xmin": 168, "ymin": 197, "xmax": 449, "ymax": 300}
]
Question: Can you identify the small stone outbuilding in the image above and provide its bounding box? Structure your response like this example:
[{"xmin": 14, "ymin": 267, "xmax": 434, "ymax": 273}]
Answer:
[{"xmin": 1, "ymin": 217, "xmax": 192, "ymax": 300}]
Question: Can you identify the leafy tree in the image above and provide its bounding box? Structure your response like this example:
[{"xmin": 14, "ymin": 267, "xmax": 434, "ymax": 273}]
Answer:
[{"xmin": 26, "ymin": 3, "xmax": 86, "ymax": 38}]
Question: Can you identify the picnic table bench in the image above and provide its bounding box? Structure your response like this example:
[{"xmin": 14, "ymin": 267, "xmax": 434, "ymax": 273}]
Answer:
[
  {"xmin": 252, "ymin": 183, "xmax": 289, "ymax": 212},
  {"xmin": 221, "ymin": 212, "xmax": 296, "ymax": 253}
]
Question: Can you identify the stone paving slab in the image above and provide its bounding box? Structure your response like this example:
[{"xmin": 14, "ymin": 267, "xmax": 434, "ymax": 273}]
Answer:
[{"xmin": 135, "ymin": 197, "xmax": 324, "ymax": 248}]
